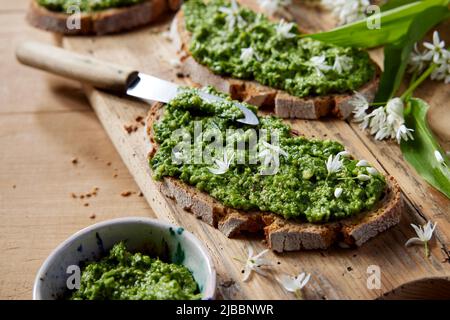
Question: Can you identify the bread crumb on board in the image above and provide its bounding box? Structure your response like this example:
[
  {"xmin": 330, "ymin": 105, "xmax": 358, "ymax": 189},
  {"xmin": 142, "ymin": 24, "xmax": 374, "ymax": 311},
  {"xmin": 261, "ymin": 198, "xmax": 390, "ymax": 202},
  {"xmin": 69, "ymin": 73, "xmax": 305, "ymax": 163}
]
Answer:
[
  {"xmin": 121, "ymin": 191, "xmax": 135, "ymax": 197},
  {"xmin": 124, "ymin": 116, "xmax": 146, "ymax": 134},
  {"xmin": 124, "ymin": 124, "xmax": 138, "ymax": 134},
  {"xmin": 70, "ymin": 187, "xmax": 100, "ymax": 201},
  {"xmin": 71, "ymin": 157, "xmax": 78, "ymax": 165},
  {"xmin": 89, "ymin": 213, "xmax": 96, "ymax": 220}
]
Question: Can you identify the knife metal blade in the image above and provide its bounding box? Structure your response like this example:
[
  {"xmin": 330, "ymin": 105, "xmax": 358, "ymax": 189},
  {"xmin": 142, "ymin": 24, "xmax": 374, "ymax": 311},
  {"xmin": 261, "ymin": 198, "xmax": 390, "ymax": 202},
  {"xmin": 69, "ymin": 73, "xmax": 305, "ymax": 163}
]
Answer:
[
  {"xmin": 127, "ymin": 73, "xmax": 259, "ymax": 126},
  {"xmin": 15, "ymin": 42, "xmax": 259, "ymax": 126}
]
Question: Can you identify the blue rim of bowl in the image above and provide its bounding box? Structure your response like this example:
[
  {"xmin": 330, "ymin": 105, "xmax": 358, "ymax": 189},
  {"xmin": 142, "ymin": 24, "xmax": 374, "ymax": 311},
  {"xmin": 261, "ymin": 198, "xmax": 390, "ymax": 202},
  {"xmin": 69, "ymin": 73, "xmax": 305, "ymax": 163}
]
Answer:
[{"xmin": 33, "ymin": 217, "xmax": 217, "ymax": 300}]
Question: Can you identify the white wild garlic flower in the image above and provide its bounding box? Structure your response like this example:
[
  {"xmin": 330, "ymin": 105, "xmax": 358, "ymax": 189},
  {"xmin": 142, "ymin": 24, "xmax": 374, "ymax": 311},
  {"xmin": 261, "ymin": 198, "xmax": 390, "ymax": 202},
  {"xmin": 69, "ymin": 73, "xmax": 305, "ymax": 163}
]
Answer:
[
  {"xmin": 385, "ymin": 97, "xmax": 405, "ymax": 131},
  {"xmin": 240, "ymin": 47, "xmax": 255, "ymax": 63},
  {"xmin": 431, "ymin": 49, "xmax": 450, "ymax": 84},
  {"xmin": 350, "ymin": 92, "xmax": 370, "ymax": 124},
  {"xmin": 257, "ymin": 0, "xmax": 292, "ymax": 16},
  {"xmin": 368, "ymin": 107, "xmax": 389, "ymax": 138},
  {"xmin": 260, "ymin": 140, "xmax": 289, "ymax": 157},
  {"xmin": 309, "ymin": 55, "xmax": 332, "ymax": 77},
  {"xmin": 171, "ymin": 150, "xmax": 185, "ymax": 164},
  {"xmin": 423, "ymin": 31, "xmax": 446, "ymax": 63},
  {"xmin": 333, "ymin": 55, "xmax": 353, "ymax": 74},
  {"xmin": 408, "ymin": 43, "xmax": 428, "ymax": 74},
  {"xmin": 356, "ymin": 160, "xmax": 369, "ymax": 167},
  {"xmin": 405, "ymin": 221, "xmax": 437, "ymax": 257},
  {"xmin": 395, "ymin": 124, "xmax": 414, "ymax": 144},
  {"xmin": 208, "ymin": 152, "xmax": 235, "ymax": 175},
  {"xmin": 258, "ymin": 140, "xmax": 289, "ymax": 168},
  {"xmin": 275, "ymin": 19, "xmax": 297, "ymax": 39},
  {"xmin": 326, "ymin": 154, "xmax": 344, "ymax": 176},
  {"xmin": 241, "ymin": 246, "xmax": 274, "ymax": 282},
  {"xmin": 408, "ymin": 31, "xmax": 450, "ymax": 84},
  {"xmin": 219, "ymin": 0, "xmax": 246, "ymax": 30},
  {"xmin": 356, "ymin": 174, "xmax": 371, "ymax": 181},
  {"xmin": 385, "ymin": 98, "xmax": 414, "ymax": 143},
  {"xmin": 334, "ymin": 187, "xmax": 343, "ymax": 198},
  {"xmin": 322, "ymin": 0, "xmax": 370, "ymax": 25},
  {"xmin": 350, "ymin": 95, "xmax": 414, "ymax": 144},
  {"xmin": 277, "ymin": 272, "xmax": 311, "ymax": 299},
  {"xmin": 337, "ymin": 150, "xmax": 350, "ymax": 158}
]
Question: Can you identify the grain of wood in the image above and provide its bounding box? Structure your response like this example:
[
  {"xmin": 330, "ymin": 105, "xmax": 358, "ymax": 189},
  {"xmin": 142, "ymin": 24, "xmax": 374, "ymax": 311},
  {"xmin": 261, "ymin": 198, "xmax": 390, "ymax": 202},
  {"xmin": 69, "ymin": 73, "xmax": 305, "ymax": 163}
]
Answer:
[
  {"xmin": 1, "ymin": 0, "xmax": 448, "ymax": 300},
  {"xmin": 0, "ymin": 6, "xmax": 156, "ymax": 299},
  {"xmin": 60, "ymin": 2, "xmax": 450, "ymax": 299},
  {"xmin": 0, "ymin": 0, "xmax": 29, "ymax": 11}
]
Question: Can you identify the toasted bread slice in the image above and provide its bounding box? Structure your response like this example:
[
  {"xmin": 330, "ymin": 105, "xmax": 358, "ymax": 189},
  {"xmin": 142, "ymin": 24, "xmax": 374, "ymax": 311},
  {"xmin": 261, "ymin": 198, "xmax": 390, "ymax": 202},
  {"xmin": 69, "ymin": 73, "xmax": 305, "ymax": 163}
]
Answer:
[
  {"xmin": 27, "ymin": 0, "xmax": 181, "ymax": 35},
  {"xmin": 147, "ymin": 102, "xmax": 403, "ymax": 252},
  {"xmin": 171, "ymin": 10, "xmax": 381, "ymax": 120}
]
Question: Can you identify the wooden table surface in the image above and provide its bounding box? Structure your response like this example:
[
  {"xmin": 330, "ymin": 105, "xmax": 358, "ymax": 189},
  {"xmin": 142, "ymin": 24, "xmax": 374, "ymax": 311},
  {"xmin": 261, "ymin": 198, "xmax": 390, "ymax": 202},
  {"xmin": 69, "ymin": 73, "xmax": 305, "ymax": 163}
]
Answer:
[
  {"xmin": 0, "ymin": 0, "xmax": 449, "ymax": 300},
  {"xmin": 0, "ymin": 0, "xmax": 157, "ymax": 299}
]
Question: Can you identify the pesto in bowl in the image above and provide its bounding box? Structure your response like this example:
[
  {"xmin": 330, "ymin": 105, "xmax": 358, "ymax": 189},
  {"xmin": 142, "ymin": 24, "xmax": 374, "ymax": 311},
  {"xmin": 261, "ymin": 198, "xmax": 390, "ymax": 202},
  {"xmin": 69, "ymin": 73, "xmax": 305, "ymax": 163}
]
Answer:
[
  {"xmin": 33, "ymin": 218, "xmax": 216, "ymax": 300},
  {"xmin": 183, "ymin": 0, "xmax": 376, "ymax": 98},
  {"xmin": 37, "ymin": 0, "xmax": 146, "ymax": 13},
  {"xmin": 150, "ymin": 88, "xmax": 386, "ymax": 223},
  {"xmin": 70, "ymin": 242, "xmax": 201, "ymax": 300}
]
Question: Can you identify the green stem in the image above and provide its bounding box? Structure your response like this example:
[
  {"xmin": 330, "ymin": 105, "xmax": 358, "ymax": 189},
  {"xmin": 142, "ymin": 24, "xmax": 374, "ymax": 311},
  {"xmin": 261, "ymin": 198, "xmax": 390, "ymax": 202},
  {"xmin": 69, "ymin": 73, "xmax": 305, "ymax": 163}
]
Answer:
[
  {"xmin": 410, "ymin": 70, "xmax": 419, "ymax": 88},
  {"xmin": 233, "ymin": 257, "xmax": 244, "ymax": 263},
  {"xmin": 294, "ymin": 290, "xmax": 303, "ymax": 300},
  {"xmin": 338, "ymin": 177, "xmax": 358, "ymax": 181},
  {"xmin": 369, "ymin": 102, "xmax": 388, "ymax": 107},
  {"xmin": 401, "ymin": 64, "xmax": 437, "ymax": 100}
]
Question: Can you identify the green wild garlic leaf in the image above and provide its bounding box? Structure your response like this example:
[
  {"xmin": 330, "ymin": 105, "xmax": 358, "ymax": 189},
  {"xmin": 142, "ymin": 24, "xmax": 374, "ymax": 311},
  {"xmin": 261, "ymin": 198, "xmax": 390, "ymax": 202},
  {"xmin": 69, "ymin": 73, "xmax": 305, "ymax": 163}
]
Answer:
[
  {"xmin": 304, "ymin": 0, "xmax": 449, "ymax": 48},
  {"xmin": 401, "ymin": 98, "xmax": 450, "ymax": 199},
  {"xmin": 381, "ymin": 0, "xmax": 417, "ymax": 11}
]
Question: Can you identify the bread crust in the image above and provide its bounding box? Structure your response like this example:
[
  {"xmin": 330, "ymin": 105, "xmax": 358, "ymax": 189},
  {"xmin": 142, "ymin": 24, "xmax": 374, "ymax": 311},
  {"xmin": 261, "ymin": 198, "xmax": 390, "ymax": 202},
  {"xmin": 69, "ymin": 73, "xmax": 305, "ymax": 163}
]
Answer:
[
  {"xmin": 27, "ymin": 0, "xmax": 174, "ymax": 35},
  {"xmin": 171, "ymin": 11, "xmax": 381, "ymax": 120},
  {"xmin": 147, "ymin": 102, "xmax": 403, "ymax": 252}
]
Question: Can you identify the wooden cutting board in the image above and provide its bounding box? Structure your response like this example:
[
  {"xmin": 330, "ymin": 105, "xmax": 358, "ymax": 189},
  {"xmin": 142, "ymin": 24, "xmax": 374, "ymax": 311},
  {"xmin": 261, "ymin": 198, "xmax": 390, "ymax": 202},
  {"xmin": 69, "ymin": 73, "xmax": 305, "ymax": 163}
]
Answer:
[{"xmin": 59, "ymin": 2, "xmax": 450, "ymax": 299}]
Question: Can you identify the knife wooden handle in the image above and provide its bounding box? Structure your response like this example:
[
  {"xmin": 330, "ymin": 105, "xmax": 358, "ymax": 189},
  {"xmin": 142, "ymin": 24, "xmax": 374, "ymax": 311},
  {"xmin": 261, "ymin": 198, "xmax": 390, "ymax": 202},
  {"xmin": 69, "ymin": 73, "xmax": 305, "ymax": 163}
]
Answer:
[{"xmin": 16, "ymin": 41, "xmax": 139, "ymax": 93}]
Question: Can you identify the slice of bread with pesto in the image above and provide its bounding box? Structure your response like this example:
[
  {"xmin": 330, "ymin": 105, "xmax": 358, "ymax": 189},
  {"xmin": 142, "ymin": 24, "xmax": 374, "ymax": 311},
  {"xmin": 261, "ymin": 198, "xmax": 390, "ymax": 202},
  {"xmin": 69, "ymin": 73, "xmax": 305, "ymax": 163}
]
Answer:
[
  {"xmin": 171, "ymin": 0, "xmax": 380, "ymax": 120},
  {"xmin": 27, "ymin": 0, "xmax": 182, "ymax": 35},
  {"xmin": 146, "ymin": 88, "xmax": 403, "ymax": 252}
]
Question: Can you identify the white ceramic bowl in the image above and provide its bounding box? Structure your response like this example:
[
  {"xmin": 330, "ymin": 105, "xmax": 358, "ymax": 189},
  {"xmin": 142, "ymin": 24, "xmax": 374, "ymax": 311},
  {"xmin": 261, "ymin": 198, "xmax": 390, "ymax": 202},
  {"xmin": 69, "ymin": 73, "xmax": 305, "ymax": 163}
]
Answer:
[{"xmin": 33, "ymin": 217, "xmax": 216, "ymax": 300}]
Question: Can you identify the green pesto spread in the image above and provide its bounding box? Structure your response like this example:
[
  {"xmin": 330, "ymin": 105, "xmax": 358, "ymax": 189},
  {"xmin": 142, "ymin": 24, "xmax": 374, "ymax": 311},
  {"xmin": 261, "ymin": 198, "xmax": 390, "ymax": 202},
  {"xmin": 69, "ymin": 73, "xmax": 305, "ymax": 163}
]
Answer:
[
  {"xmin": 69, "ymin": 242, "xmax": 201, "ymax": 300},
  {"xmin": 150, "ymin": 88, "xmax": 386, "ymax": 223},
  {"xmin": 183, "ymin": 0, "xmax": 375, "ymax": 98},
  {"xmin": 37, "ymin": 0, "xmax": 145, "ymax": 12}
]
